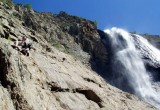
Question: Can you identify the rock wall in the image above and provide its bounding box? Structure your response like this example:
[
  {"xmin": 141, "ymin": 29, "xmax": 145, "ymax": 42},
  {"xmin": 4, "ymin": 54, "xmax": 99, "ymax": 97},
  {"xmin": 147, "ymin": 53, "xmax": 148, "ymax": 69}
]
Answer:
[{"xmin": 0, "ymin": 2, "xmax": 157, "ymax": 110}]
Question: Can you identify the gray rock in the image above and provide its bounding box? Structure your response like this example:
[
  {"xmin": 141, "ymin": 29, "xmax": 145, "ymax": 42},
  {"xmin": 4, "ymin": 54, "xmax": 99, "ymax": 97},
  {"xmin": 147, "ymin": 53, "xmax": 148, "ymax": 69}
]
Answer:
[{"xmin": 0, "ymin": 3, "xmax": 157, "ymax": 110}]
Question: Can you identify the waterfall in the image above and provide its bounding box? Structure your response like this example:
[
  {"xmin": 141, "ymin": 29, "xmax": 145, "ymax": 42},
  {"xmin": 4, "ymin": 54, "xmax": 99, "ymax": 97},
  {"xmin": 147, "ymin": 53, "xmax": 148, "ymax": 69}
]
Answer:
[{"xmin": 104, "ymin": 27, "xmax": 160, "ymax": 108}]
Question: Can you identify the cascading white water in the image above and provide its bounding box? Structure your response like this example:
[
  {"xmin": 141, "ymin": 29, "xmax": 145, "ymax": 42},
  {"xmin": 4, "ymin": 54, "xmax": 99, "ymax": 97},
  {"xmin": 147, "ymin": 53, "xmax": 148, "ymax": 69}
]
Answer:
[{"xmin": 104, "ymin": 27, "xmax": 160, "ymax": 108}]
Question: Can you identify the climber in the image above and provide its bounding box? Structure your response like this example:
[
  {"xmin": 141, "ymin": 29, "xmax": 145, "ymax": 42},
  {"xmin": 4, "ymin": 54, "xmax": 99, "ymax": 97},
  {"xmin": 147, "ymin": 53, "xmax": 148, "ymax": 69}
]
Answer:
[
  {"xmin": 14, "ymin": 36, "xmax": 27, "ymax": 47},
  {"xmin": 20, "ymin": 40, "xmax": 32, "ymax": 56},
  {"xmin": 12, "ymin": 36, "xmax": 32, "ymax": 56}
]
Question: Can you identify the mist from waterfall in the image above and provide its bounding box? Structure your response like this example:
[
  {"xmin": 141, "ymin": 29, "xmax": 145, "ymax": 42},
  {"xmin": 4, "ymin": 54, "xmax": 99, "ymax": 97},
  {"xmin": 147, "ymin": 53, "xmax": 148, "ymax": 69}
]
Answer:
[{"xmin": 104, "ymin": 27, "xmax": 160, "ymax": 108}]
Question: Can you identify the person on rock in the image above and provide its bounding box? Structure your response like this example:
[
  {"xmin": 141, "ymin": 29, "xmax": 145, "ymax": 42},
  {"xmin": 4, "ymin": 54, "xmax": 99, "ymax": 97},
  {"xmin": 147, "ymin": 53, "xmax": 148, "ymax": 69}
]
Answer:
[
  {"xmin": 13, "ymin": 36, "xmax": 32, "ymax": 56},
  {"xmin": 14, "ymin": 36, "xmax": 28, "ymax": 47}
]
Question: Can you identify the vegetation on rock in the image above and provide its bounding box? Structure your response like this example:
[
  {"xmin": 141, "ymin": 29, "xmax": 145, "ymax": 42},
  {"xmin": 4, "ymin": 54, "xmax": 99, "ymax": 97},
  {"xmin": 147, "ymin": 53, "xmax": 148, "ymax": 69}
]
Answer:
[{"xmin": 24, "ymin": 4, "xmax": 32, "ymax": 9}]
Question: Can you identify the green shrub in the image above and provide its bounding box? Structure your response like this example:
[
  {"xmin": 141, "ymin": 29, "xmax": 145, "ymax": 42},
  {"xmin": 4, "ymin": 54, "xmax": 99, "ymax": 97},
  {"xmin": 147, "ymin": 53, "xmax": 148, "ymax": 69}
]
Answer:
[{"xmin": 24, "ymin": 4, "xmax": 32, "ymax": 9}]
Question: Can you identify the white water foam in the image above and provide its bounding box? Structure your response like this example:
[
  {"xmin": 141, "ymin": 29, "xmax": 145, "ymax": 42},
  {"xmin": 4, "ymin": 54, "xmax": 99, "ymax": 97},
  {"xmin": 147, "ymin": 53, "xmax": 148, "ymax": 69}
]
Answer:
[{"xmin": 104, "ymin": 27, "xmax": 160, "ymax": 108}]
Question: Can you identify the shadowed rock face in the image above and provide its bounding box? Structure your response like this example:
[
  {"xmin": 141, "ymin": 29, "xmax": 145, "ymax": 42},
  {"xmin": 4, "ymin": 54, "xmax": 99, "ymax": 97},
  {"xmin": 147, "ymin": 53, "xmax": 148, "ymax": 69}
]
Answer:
[{"xmin": 0, "ymin": 1, "xmax": 157, "ymax": 110}]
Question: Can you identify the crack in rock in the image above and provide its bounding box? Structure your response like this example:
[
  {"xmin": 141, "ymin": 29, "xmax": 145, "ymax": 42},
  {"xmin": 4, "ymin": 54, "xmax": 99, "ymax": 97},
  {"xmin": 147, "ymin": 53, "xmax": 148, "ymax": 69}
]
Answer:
[
  {"xmin": 76, "ymin": 88, "xmax": 103, "ymax": 108},
  {"xmin": 0, "ymin": 48, "xmax": 10, "ymax": 88},
  {"xmin": 47, "ymin": 82, "xmax": 103, "ymax": 108}
]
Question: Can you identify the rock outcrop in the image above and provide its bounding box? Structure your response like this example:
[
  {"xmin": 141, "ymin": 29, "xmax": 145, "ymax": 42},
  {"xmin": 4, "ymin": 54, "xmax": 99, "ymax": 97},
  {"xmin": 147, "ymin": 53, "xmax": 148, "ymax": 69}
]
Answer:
[
  {"xmin": 0, "ymin": 1, "xmax": 157, "ymax": 110},
  {"xmin": 1, "ymin": 38, "xmax": 156, "ymax": 110}
]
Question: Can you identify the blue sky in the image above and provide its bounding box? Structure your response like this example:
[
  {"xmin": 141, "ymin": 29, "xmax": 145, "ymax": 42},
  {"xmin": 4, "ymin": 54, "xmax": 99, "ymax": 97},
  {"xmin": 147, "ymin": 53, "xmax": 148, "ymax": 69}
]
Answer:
[{"xmin": 13, "ymin": 0, "xmax": 160, "ymax": 35}]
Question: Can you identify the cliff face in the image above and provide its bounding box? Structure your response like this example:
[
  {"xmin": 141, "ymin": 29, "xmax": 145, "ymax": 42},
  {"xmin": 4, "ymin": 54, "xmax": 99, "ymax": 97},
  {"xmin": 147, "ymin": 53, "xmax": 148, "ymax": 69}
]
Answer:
[{"xmin": 0, "ymin": 2, "xmax": 157, "ymax": 110}]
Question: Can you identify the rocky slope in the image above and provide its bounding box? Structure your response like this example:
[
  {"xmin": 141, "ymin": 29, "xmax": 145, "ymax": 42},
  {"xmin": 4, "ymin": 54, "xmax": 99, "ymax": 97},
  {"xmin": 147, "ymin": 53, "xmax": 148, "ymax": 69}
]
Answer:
[{"xmin": 0, "ymin": 1, "xmax": 157, "ymax": 110}]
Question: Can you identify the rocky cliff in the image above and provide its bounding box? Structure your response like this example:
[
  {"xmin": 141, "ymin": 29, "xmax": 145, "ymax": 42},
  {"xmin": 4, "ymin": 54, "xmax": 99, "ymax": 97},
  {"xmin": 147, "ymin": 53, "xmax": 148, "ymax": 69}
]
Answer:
[{"xmin": 0, "ymin": 1, "xmax": 157, "ymax": 110}]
